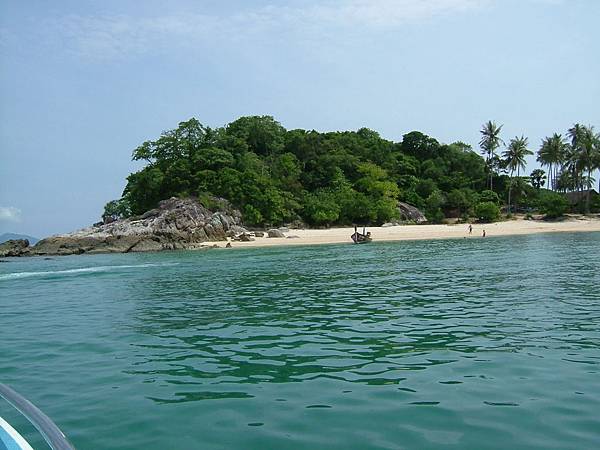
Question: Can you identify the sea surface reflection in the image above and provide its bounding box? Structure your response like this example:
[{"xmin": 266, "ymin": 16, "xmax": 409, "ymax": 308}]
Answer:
[{"xmin": 1, "ymin": 232, "xmax": 599, "ymax": 449}]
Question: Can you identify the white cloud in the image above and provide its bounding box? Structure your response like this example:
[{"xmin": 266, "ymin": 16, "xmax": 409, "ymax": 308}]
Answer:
[
  {"xmin": 46, "ymin": 0, "xmax": 491, "ymax": 60},
  {"xmin": 54, "ymin": 13, "xmax": 221, "ymax": 60},
  {"xmin": 0, "ymin": 206, "xmax": 22, "ymax": 223},
  {"xmin": 305, "ymin": 0, "xmax": 489, "ymax": 27}
]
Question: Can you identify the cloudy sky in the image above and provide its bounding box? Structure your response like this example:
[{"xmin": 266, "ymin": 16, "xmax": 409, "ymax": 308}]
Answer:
[{"xmin": 1, "ymin": 0, "xmax": 598, "ymax": 237}]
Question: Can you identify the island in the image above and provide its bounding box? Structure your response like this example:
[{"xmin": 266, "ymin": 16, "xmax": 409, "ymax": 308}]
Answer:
[{"xmin": 1, "ymin": 116, "xmax": 599, "ymax": 257}]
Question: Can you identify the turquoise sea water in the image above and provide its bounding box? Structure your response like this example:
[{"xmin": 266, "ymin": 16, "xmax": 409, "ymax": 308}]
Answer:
[{"xmin": 1, "ymin": 232, "xmax": 599, "ymax": 449}]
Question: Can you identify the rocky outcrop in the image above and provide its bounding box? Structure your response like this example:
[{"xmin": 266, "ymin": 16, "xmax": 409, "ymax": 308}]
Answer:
[
  {"xmin": 12, "ymin": 197, "xmax": 246, "ymax": 257},
  {"xmin": 267, "ymin": 229, "xmax": 285, "ymax": 238},
  {"xmin": 398, "ymin": 202, "xmax": 427, "ymax": 224},
  {"xmin": 0, "ymin": 239, "xmax": 30, "ymax": 257}
]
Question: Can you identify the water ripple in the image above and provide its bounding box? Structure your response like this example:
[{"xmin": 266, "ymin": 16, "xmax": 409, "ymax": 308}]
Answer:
[{"xmin": 1, "ymin": 233, "xmax": 600, "ymax": 449}]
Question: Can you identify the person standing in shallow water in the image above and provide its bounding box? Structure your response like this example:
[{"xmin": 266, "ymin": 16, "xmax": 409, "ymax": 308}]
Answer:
[
  {"xmin": 482, "ymin": 230, "xmax": 486, "ymax": 238},
  {"xmin": 468, "ymin": 224, "xmax": 473, "ymax": 234}
]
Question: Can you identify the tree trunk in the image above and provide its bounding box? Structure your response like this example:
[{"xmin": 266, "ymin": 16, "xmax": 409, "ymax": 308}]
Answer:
[
  {"xmin": 489, "ymin": 151, "xmax": 493, "ymax": 191},
  {"xmin": 586, "ymin": 169, "xmax": 592, "ymax": 214},
  {"xmin": 507, "ymin": 170, "xmax": 513, "ymax": 215}
]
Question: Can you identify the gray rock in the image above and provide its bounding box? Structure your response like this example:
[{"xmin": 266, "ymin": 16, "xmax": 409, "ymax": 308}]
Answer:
[
  {"xmin": 398, "ymin": 202, "xmax": 427, "ymax": 224},
  {"xmin": 226, "ymin": 225, "xmax": 248, "ymax": 237},
  {"xmin": 254, "ymin": 231, "xmax": 265, "ymax": 238},
  {"xmin": 30, "ymin": 197, "xmax": 245, "ymax": 256},
  {"xmin": 381, "ymin": 223, "xmax": 395, "ymax": 228},
  {"xmin": 267, "ymin": 229, "xmax": 285, "ymax": 238},
  {"xmin": 0, "ymin": 239, "xmax": 30, "ymax": 257}
]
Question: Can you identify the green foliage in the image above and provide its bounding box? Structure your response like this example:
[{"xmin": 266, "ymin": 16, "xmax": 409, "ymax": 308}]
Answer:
[
  {"xmin": 123, "ymin": 166, "xmax": 165, "ymax": 215},
  {"xmin": 538, "ymin": 192, "xmax": 569, "ymax": 218},
  {"xmin": 415, "ymin": 179, "xmax": 437, "ymax": 199},
  {"xmin": 446, "ymin": 188, "xmax": 476, "ymax": 216},
  {"xmin": 102, "ymin": 199, "xmax": 131, "ymax": 223},
  {"xmin": 243, "ymin": 204, "xmax": 263, "ymax": 226},
  {"xmin": 117, "ymin": 115, "xmax": 491, "ymax": 227},
  {"xmin": 225, "ymin": 116, "xmax": 285, "ymax": 156},
  {"xmin": 475, "ymin": 201, "xmax": 500, "ymax": 222},
  {"xmin": 590, "ymin": 195, "xmax": 600, "ymax": 213},
  {"xmin": 478, "ymin": 190, "xmax": 500, "ymax": 205},
  {"xmin": 304, "ymin": 190, "xmax": 341, "ymax": 226},
  {"xmin": 424, "ymin": 190, "xmax": 446, "ymax": 223},
  {"xmin": 530, "ymin": 169, "xmax": 547, "ymax": 189}
]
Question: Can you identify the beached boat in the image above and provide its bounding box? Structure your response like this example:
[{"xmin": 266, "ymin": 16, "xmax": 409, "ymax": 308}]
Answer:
[
  {"xmin": 0, "ymin": 383, "xmax": 75, "ymax": 450},
  {"xmin": 351, "ymin": 226, "xmax": 372, "ymax": 244}
]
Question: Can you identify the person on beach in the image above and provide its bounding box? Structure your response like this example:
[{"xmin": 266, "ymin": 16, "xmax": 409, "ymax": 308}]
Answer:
[
  {"xmin": 482, "ymin": 229, "xmax": 486, "ymax": 238},
  {"xmin": 468, "ymin": 224, "xmax": 473, "ymax": 234}
]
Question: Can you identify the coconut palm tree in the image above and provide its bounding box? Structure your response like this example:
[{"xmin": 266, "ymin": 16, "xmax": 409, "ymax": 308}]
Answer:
[
  {"xmin": 566, "ymin": 123, "xmax": 586, "ymax": 197},
  {"xmin": 479, "ymin": 121, "xmax": 504, "ymax": 191},
  {"xmin": 561, "ymin": 143, "xmax": 581, "ymax": 193},
  {"xmin": 596, "ymin": 139, "xmax": 600, "ymax": 193},
  {"xmin": 537, "ymin": 133, "xmax": 566, "ymax": 190},
  {"xmin": 503, "ymin": 136, "xmax": 533, "ymax": 214},
  {"xmin": 530, "ymin": 169, "xmax": 546, "ymax": 189},
  {"xmin": 579, "ymin": 126, "xmax": 600, "ymax": 212}
]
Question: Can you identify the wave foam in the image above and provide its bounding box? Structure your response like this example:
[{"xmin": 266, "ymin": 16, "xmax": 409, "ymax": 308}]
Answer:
[{"xmin": 0, "ymin": 263, "xmax": 179, "ymax": 281}]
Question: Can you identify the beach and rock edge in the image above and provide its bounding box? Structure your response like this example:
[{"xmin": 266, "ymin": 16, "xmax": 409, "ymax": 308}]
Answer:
[
  {"xmin": 0, "ymin": 197, "xmax": 248, "ymax": 257},
  {"xmin": 1, "ymin": 198, "xmax": 599, "ymax": 258}
]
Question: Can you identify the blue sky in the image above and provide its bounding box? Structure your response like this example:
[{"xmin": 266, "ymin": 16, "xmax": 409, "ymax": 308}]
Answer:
[{"xmin": 1, "ymin": 0, "xmax": 598, "ymax": 237}]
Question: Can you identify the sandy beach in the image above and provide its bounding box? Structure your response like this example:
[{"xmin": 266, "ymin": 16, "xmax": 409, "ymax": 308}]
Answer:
[{"xmin": 228, "ymin": 216, "xmax": 600, "ymax": 249}]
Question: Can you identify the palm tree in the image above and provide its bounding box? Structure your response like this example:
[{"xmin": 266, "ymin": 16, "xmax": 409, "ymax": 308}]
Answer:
[
  {"xmin": 596, "ymin": 140, "xmax": 600, "ymax": 193},
  {"xmin": 479, "ymin": 121, "xmax": 504, "ymax": 191},
  {"xmin": 561, "ymin": 143, "xmax": 580, "ymax": 193},
  {"xmin": 579, "ymin": 126, "xmax": 600, "ymax": 212},
  {"xmin": 503, "ymin": 136, "xmax": 533, "ymax": 214},
  {"xmin": 563, "ymin": 124, "xmax": 600, "ymax": 212},
  {"xmin": 566, "ymin": 123, "xmax": 586, "ymax": 198},
  {"xmin": 537, "ymin": 133, "xmax": 566, "ymax": 190},
  {"xmin": 530, "ymin": 169, "xmax": 547, "ymax": 189}
]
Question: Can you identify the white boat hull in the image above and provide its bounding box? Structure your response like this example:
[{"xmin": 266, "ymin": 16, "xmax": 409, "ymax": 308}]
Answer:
[{"xmin": 0, "ymin": 416, "xmax": 34, "ymax": 450}]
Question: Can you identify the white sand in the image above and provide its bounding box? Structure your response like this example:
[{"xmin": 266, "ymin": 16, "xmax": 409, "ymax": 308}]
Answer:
[{"xmin": 226, "ymin": 216, "xmax": 600, "ymax": 249}]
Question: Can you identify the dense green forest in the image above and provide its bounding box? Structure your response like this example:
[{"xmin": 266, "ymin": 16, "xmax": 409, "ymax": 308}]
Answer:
[{"xmin": 103, "ymin": 116, "xmax": 600, "ymax": 226}]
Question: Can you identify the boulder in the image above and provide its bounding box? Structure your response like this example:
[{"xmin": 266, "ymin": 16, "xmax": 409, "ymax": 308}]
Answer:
[
  {"xmin": 226, "ymin": 225, "xmax": 248, "ymax": 237},
  {"xmin": 254, "ymin": 231, "xmax": 265, "ymax": 238},
  {"xmin": 267, "ymin": 229, "xmax": 285, "ymax": 238},
  {"xmin": 0, "ymin": 239, "xmax": 29, "ymax": 257},
  {"xmin": 398, "ymin": 202, "xmax": 427, "ymax": 224},
  {"xmin": 29, "ymin": 197, "xmax": 247, "ymax": 256}
]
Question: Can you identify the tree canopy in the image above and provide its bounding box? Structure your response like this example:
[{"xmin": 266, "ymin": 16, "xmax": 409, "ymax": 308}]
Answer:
[{"xmin": 105, "ymin": 116, "xmax": 599, "ymax": 225}]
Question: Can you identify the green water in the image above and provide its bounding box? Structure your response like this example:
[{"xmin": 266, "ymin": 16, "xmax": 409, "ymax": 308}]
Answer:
[{"xmin": 1, "ymin": 232, "xmax": 599, "ymax": 449}]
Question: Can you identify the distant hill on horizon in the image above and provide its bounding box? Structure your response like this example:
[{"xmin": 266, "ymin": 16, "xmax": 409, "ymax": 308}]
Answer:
[{"xmin": 0, "ymin": 232, "xmax": 39, "ymax": 245}]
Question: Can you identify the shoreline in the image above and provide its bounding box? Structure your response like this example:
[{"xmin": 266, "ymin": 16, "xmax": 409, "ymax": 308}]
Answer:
[
  {"xmin": 227, "ymin": 217, "xmax": 600, "ymax": 249},
  {"xmin": 3, "ymin": 217, "xmax": 599, "ymax": 258}
]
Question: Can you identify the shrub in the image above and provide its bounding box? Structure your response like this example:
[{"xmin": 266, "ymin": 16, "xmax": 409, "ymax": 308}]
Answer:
[
  {"xmin": 539, "ymin": 192, "xmax": 568, "ymax": 218},
  {"xmin": 243, "ymin": 204, "xmax": 263, "ymax": 226},
  {"xmin": 590, "ymin": 195, "xmax": 600, "ymax": 213},
  {"xmin": 424, "ymin": 190, "xmax": 446, "ymax": 224},
  {"xmin": 102, "ymin": 199, "xmax": 131, "ymax": 223},
  {"xmin": 478, "ymin": 190, "xmax": 500, "ymax": 205},
  {"xmin": 475, "ymin": 201, "xmax": 500, "ymax": 222}
]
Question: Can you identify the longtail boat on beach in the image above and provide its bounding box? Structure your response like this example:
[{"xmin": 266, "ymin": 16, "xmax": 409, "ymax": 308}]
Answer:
[{"xmin": 351, "ymin": 226, "xmax": 372, "ymax": 244}]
